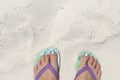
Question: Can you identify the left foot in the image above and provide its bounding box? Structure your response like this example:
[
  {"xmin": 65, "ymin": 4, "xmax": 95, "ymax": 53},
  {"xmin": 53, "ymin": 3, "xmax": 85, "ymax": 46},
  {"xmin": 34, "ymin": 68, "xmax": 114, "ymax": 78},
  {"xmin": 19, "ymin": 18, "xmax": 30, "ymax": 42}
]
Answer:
[{"xmin": 34, "ymin": 54, "xmax": 59, "ymax": 80}]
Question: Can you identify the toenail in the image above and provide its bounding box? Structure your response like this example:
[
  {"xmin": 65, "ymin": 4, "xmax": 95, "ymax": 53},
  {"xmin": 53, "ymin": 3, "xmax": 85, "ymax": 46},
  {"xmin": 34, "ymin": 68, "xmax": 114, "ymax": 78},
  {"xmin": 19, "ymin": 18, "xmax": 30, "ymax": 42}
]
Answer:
[
  {"xmin": 84, "ymin": 53, "xmax": 88, "ymax": 56},
  {"xmin": 51, "ymin": 51, "xmax": 56, "ymax": 54}
]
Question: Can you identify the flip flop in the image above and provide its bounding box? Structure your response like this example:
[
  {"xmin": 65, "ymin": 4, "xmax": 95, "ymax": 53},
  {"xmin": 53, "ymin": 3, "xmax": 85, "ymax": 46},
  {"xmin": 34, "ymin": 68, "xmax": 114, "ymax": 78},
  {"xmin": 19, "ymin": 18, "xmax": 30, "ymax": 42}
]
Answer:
[
  {"xmin": 74, "ymin": 50, "xmax": 100, "ymax": 80},
  {"xmin": 34, "ymin": 48, "xmax": 61, "ymax": 80}
]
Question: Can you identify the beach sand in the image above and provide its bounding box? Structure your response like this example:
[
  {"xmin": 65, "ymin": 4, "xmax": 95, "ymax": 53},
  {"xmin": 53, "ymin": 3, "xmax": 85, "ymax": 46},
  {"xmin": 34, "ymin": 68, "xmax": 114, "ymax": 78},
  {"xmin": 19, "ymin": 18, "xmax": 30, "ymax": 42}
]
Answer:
[{"xmin": 0, "ymin": 0, "xmax": 120, "ymax": 80}]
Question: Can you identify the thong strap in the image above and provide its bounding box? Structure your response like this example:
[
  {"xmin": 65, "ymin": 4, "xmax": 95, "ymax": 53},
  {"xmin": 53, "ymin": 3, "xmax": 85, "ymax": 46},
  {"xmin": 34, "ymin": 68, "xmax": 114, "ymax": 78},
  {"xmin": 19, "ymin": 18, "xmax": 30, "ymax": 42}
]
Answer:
[
  {"xmin": 74, "ymin": 65, "xmax": 96, "ymax": 80},
  {"xmin": 35, "ymin": 64, "xmax": 59, "ymax": 80}
]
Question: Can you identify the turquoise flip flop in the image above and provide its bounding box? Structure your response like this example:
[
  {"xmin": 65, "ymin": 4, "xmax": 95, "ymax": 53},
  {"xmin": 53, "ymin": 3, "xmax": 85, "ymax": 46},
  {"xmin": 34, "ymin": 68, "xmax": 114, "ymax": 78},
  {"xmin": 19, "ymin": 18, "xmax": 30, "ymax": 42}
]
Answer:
[
  {"xmin": 74, "ymin": 51, "xmax": 100, "ymax": 80},
  {"xmin": 75, "ymin": 50, "xmax": 100, "ymax": 71},
  {"xmin": 34, "ymin": 48, "xmax": 61, "ymax": 80},
  {"xmin": 34, "ymin": 48, "xmax": 61, "ymax": 68}
]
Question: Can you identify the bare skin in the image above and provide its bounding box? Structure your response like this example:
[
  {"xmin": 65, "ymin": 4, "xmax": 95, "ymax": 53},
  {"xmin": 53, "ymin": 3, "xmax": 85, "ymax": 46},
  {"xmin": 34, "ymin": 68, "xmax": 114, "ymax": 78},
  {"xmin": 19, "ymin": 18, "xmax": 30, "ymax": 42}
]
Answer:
[
  {"xmin": 34, "ymin": 54, "xmax": 101, "ymax": 80},
  {"xmin": 34, "ymin": 54, "xmax": 58, "ymax": 80},
  {"xmin": 76, "ymin": 55, "xmax": 102, "ymax": 80}
]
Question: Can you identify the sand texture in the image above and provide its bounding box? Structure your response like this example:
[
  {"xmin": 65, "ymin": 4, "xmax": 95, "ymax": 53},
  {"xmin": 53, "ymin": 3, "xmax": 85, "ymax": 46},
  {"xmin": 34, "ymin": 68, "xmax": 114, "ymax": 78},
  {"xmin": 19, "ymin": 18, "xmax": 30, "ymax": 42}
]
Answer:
[{"xmin": 0, "ymin": 0, "xmax": 120, "ymax": 80}]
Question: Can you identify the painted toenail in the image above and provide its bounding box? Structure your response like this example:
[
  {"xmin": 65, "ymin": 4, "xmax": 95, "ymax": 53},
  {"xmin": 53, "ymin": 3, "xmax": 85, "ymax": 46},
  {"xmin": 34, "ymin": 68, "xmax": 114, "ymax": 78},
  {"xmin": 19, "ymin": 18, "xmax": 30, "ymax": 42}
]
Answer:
[
  {"xmin": 51, "ymin": 51, "xmax": 55, "ymax": 54},
  {"xmin": 84, "ymin": 53, "xmax": 88, "ymax": 56}
]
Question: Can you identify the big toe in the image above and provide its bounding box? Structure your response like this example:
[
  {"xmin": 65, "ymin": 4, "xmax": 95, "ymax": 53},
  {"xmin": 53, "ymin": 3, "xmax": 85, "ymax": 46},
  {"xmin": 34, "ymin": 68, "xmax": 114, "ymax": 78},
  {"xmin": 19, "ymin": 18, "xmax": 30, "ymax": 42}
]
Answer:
[
  {"xmin": 44, "ymin": 55, "xmax": 50, "ymax": 63},
  {"xmin": 49, "ymin": 53, "xmax": 58, "ymax": 72},
  {"xmin": 78, "ymin": 55, "xmax": 89, "ymax": 70}
]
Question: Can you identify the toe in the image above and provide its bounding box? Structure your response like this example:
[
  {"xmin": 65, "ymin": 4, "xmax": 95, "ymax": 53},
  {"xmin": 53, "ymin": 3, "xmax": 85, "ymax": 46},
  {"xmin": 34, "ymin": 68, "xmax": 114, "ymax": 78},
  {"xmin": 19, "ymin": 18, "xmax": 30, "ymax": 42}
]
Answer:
[
  {"xmin": 88, "ymin": 56, "xmax": 94, "ymax": 66},
  {"xmin": 44, "ymin": 55, "xmax": 50, "ymax": 63},
  {"xmin": 37, "ymin": 59, "xmax": 41, "ymax": 66},
  {"xmin": 40, "ymin": 55, "xmax": 45, "ymax": 64},
  {"xmin": 49, "ymin": 53, "xmax": 58, "ymax": 72},
  {"xmin": 50, "ymin": 53, "xmax": 58, "ymax": 61},
  {"xmin": 34, "ymin": 65, "xmax": 38, "ymax": 76},
  {"xmin": 92, "ymin": 59, "xmax": 98, "ymax": 68},
  {"xmin": 95, "ymin": 64, "xmax": 101, "ymax": 73},
  {"xmin": 98, "ymin": 70, "xmax": 102, "ymax": 77},
  {"xmin": 80, "ymin": 55, "xmax": 89, "ymax": 65},
  {"xmin": 34, "ymin": 65, "xmax": 38, "ymax": 71},
  {"xmin": 78, "ymin": 55, "xmax": 89, "ymax": 70}
]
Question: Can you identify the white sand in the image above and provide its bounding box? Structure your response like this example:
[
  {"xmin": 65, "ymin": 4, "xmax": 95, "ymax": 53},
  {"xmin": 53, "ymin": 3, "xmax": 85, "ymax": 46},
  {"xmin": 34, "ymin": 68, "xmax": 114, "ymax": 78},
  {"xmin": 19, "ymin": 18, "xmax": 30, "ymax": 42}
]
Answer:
[{"xmin": 0, "ymin": 0, "xmax": 120, "ymax": 80}]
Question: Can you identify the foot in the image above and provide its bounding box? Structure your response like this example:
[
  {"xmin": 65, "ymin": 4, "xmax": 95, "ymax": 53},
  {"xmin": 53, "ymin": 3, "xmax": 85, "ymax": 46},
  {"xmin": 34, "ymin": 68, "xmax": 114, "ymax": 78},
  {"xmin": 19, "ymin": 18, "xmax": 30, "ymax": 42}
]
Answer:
[
  {"xmin": 34, "ymin": 54, "xmax": 58, "ymax": 80},
  {"xmin": 75, "ymin": 55, "xmax": 101, "ymax": 80}
]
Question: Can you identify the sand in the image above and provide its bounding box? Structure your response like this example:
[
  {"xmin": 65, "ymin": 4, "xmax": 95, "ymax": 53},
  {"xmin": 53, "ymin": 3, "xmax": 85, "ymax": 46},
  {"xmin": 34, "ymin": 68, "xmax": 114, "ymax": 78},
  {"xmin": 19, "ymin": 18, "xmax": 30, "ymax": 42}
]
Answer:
[{"xmin": 0, "ymin": 0, "xmax": 120, "ymax": 80}]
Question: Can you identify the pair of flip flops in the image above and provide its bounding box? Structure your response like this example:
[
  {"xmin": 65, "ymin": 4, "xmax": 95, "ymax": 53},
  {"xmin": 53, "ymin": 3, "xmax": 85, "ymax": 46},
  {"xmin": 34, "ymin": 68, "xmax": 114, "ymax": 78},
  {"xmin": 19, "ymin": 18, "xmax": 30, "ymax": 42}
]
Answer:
[{"xmin": 34, "ymin": 48, "xmax": 99, "ymax": 80}]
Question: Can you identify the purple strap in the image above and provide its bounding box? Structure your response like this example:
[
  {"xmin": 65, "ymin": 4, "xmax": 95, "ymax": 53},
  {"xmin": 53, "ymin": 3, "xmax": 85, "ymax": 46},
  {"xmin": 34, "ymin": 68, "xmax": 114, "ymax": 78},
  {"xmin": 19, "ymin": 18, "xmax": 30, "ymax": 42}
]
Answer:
[
  {"xmin": 35, "ymin": 64, "xmax": 59, "ymax": 80},
  {"xmin": 74, "ymin": 65, "xmax": 96, "ymax": 80}
]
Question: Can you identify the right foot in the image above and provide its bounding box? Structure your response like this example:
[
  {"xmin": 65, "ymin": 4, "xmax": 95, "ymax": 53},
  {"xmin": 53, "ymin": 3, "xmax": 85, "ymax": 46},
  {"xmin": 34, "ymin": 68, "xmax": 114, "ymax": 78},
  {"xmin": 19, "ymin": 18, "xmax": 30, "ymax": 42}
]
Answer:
[{"xmin": 75, "ymin": 55, "xmax": 101, "ymax": 80}]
